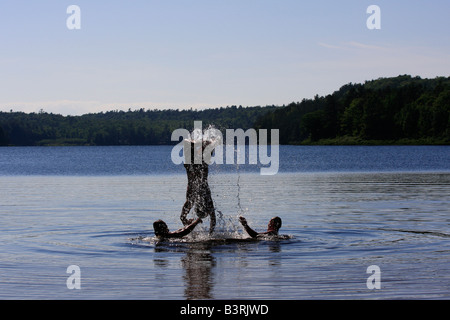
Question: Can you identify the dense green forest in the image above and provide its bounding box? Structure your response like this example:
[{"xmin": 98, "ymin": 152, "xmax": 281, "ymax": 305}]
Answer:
[
  {"xmin": 0, "ymin": 75, "xmax": 449, "ymax": 146},
  {"xmin": 0, "ymin": 105, "xmax": 276, "ymax": 146},
  {"xmin": 255, "ymin": 75, "xmax": 450, "ymax": 145}
]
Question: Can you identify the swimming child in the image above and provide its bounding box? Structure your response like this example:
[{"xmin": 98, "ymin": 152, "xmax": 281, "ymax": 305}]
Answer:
[
  {"xmin": 238, "ymin": 216, "xmax": 282, "ymax": 238},
  {"xmin": 153, "ymin": 218, "xmax": 203, "ymax": 239}
]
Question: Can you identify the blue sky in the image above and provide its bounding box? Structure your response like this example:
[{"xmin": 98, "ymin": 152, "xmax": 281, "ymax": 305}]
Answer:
[{"xmin": 0, "ymin": 0, "xmax": 449, "ymax": 115}]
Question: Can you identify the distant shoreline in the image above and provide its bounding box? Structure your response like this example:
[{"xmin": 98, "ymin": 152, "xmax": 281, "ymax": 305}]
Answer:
[
  {"xmin": 2, "ymin": 75, "xmax": 449, "ymax": 147},
  {"xmin": 296, "ymin": 136, "xmax": 449, "ymax": 146},
  {"xmin": 1, "ymin": 139, "xmax": 448, "ymax": 147}
]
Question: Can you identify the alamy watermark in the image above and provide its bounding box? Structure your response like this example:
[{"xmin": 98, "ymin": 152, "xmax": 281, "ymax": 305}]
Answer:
[
  {"xmin": 366, "ymin": 265, "xmax": 381, "ymax": 289},
  {"xmin": 66, "ymin": 265, "xmax": 81, "ymax": 290},
  {"xmin": 64, "ymin": 264, "xmax": 382, "ymax": 292},
  {"xmin": 171, "ymin": 121, "xmax": 279, "ymax": 175},
  {"xmin": 66, "ymin": 5, "xmax": 81, "ymax": 30},
  {"xmin": 65, "ymin": 4, "xmax": 381, "ymax": 31},
  {"xmin": 367, "ymin": 5, "xmax": 381, "ymax": 30}
]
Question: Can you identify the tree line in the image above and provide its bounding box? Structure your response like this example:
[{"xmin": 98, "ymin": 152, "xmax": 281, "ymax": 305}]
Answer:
[
  {"xmin": 0, "ymin": 105, "xmax": 276, "ymax": 146},
  {"xmin": 254, "ymin": 75, "xmax": 450, "ymax": 144},
  {"xmin": 1, "ymin": 75, "xmax": 449, "ymax": 146}
]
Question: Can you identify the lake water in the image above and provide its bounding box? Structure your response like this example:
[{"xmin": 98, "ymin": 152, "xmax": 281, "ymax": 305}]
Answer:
[{"xmin": 0, "ymin": 145, "xmax": 449, "ymax": 300}]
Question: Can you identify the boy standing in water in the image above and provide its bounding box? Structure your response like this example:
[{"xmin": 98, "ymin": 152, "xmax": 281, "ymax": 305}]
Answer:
[{"xmin": 180, "ymin": 139, "xmax": 218, "ymax": 234}]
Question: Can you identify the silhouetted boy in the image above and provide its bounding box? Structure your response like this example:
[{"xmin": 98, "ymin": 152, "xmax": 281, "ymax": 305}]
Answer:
[{"xmin": 180, "ymin": 139, "xmax": 217, "ymax": 234}]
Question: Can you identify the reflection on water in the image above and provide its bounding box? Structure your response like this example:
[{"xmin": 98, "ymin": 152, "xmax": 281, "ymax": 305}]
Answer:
[
  {"xmin": 181, "ymin": 246, "xmax": 215, "ymax": 300},
  {"xmin": 143, "ymin": 235, "xmax": 292, "ymax": 299},
  {"xmin": 1, "ymin": 165, "xmax": 450, "ymax": 299},
  {"xmin": 152, "ymin": 241, "xmax": 217, "ymax": 300}
]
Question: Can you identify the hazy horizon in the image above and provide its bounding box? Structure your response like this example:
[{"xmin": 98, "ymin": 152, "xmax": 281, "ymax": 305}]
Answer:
[{"xmin": 1, "ymin": 0, "xmax": 449, "ymax": 116}]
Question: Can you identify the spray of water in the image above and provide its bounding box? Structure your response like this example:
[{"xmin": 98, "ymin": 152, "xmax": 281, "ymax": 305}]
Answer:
[
  {"xmin": 183, "ymin": 124, "xmax": 248, "ymax": 240},
  {"xmin": 128, "ymin": 124, "xmax": 261, "ymax": 244}
]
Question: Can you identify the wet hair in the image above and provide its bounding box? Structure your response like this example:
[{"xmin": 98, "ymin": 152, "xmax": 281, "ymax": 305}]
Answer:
[
  {"xmin": 153, "ymin": 220, "xmax": 169, "ymax": 237},
  {"xmin": 268, "ymin": 216, "xmax": 282, "ymax": 231}
]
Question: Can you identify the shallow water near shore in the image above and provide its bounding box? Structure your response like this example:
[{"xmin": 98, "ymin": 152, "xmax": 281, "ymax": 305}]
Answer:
[{"xmin": 1, "ymin": 145, "xmax": 449, "ymax": 299}]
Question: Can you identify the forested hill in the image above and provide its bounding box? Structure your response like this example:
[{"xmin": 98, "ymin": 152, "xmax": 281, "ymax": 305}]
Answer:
[
  {"xmin": 1, "ymin": 75, "xmax": 449, "ymax": 146},
  {"xmin": 0, "ymin": 105, "xmax": 276, "ymax": 146},
  {"xmin": 254, "ymin": 75, "xmax": 450, "ymax": 145}
]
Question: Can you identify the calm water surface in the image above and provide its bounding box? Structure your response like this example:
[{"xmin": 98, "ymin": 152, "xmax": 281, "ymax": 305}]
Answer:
[{"xmin": 0, "ymin": 146, "xmax": 449, "ymax": 299}]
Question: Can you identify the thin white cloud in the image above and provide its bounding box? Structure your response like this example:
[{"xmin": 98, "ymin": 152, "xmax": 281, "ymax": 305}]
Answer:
[
  {"xmin": 317, "ymin": 42, "xmax": 343, "ymax": 50},
  {"xmin": 346, "ymin": 41, "xmax": 390, "ymax": 51},
  {"xmin": 318, "ymin": 41, "xmax": 390, "ymax": 51}
]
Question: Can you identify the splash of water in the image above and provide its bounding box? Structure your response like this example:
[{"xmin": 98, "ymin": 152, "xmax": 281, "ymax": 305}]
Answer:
[
  {"xmin": 179, "ymin": 124, "xmax": 249, "ymax": 240},
  {"xmin": 188, "ymin": 124, "xmax": 223, "ymax": 143}
]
